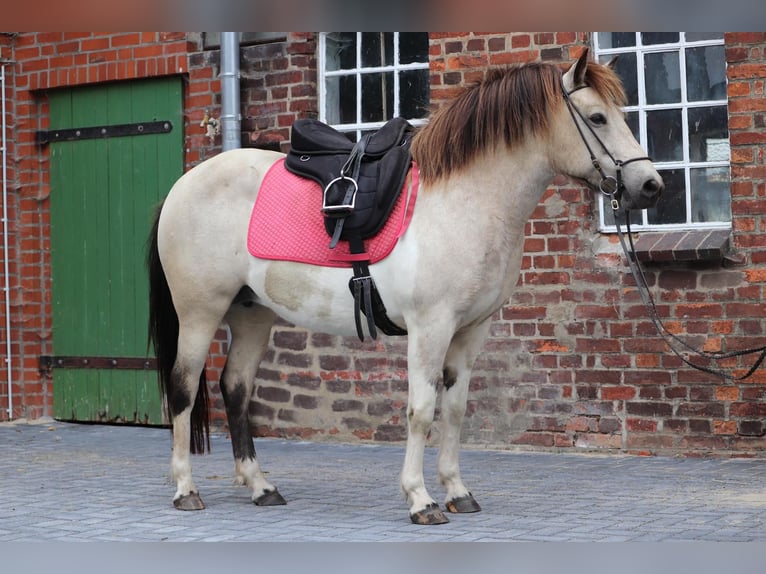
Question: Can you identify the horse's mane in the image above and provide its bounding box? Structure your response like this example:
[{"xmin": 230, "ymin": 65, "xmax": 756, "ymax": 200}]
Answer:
[{"xmin": 411, "ymin": 60, "xmax": 627, "ymax": 185}]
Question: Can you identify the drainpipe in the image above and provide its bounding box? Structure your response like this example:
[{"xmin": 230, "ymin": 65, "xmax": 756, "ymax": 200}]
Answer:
[
  {"xmin": 219, "ymin": 32, "xmax": 241, "ymax": 152},
  {"xmin": 1, "ymin": 58, "xmax": 12, "ymax": 419}
]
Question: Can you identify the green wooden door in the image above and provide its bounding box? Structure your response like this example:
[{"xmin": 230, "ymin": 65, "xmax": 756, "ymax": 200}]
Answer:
[{"xmin": 49, "ymin": 77, "xmax": 183, "ymax": 424}]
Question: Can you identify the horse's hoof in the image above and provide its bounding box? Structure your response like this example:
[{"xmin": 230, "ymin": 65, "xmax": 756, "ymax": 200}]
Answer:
[
  {"xmin": 445, "ymin": 493, "xmax": 481, "ymax": 513},
  {"xmin": 173, "ymin": 492, "xmax": 206, "ymax": 511},
  {"xmin": 410, "ymin": 503, "xmax": 450, "ymax": 525},
  {"xmin": 253, "ymin": 488, "xmax": 287, "ymax": 506}
]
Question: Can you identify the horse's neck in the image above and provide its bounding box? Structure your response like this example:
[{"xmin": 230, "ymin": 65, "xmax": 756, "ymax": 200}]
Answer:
[
  {"xmin": 409, "ymin": 147, "xmax": 556, "ymax": 323},
  {"xmin": 442, "ymin": 146, "xmax": 555, "ymax": 233}
]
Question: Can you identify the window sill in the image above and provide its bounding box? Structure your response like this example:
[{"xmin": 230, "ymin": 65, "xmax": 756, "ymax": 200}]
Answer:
[{"xmin": 631, "ymin": 229, "xmax": 731, "ymax": 263}]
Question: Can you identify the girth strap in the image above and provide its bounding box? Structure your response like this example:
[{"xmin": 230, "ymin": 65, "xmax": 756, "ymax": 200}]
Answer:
[{"xmin": 347, "ymin": 236, "xmax": 407, "ymax": 341}]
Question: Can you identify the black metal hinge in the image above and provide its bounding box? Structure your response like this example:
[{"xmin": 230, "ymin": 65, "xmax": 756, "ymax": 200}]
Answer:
[
  {"xmin": 39, "ymin": 355, "xmax": 157, "ymax": 375},
  {"xmin": 36, "ymin": 120, "xmax": 173, "ymax": 145}
]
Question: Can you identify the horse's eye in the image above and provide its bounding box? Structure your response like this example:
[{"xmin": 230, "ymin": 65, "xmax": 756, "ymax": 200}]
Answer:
[{"xmin": 589, "ymin": 113, "xmax": 607, "ymax": 126}]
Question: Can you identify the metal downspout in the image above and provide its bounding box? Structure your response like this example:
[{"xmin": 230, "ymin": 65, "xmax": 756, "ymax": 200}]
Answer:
[
  {"xmin": 220, "ymin": 32, "xmax": 241, "ymax": 152},
  {"xmin": 1, "ymin": 59, "xmax": 12, "ymax": 419}
]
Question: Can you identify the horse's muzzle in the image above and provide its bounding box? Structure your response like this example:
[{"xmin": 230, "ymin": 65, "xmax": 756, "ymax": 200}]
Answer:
[{"xmin": 623, "ymin": 177, "xmax": 663, "ymax": 210}]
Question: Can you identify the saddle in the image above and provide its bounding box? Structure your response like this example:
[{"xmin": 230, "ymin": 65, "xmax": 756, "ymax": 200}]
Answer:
[{"xmin": 284, "ymin": 118, "xmax": 414, "ymax": 341}]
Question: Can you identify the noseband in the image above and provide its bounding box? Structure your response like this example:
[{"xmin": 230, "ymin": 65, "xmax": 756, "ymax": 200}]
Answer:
[{"xmin": 562, "ymin": 83, "xmax": 651, "ymax": 211}]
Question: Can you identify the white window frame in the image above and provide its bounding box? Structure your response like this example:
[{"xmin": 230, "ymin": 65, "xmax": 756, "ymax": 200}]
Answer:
[
  {"xmin": 318, "ymin": 32, "xmax": 430, "ymax": 141},
  {"xmin": 593, "ymin": 32, "xmax": 730, "ymax": 233}
]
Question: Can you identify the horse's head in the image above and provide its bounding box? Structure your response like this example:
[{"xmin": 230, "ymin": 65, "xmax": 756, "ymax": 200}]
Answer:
[{"xmin": 557, "ymin": 49, "xmax": 663, "ymax": 211}]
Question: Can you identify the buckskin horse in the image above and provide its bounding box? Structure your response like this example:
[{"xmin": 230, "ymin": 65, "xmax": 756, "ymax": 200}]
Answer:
[{"xmin": 147, "ymin": 49, "xmax": 663, "ymax": 524}]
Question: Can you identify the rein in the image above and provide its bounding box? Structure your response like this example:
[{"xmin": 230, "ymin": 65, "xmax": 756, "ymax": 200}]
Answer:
[
  {"xmin": 564, "ymin": 83, "xmax": 766, "ymax": 381},
  {"xmin": 613, "ymin": 210, "xmax": 766, "ymax": 381}
]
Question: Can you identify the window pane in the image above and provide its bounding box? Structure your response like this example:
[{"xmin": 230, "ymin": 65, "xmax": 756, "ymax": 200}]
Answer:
[
  {"xmin": 399, "ymin": 33, "xmax": 429, "ymax": 64},
  {"xmin": 597, "ymin": 32, "xmax": 635, "ymax": 49},
  {"xmin": 691, "ymin": 167, "xmax": 731, "ymax": 223},
  {"xmin": 361, "ymin": 33, "xmax": 393, "ymax": 67},
  {"xmin": 361, "ymin": 72, "xmax": 394, "ymax": 123},
  {"xmin": 325, "ymin": 75, "xmax": 357, "ymax": 124},
  {"xmin": 607, "ymin": 51, "xmax": 638, "ymax": 106},
  {"xmin": 399, "ymin": 69, "xmax": 430, "ymax": 119},
  {"xmin": 686, "ymin": 32, "xmax": 724, "ymax": 42},
  {"xmin": 646, "ymin": 109, "xmax": 683, "ymax": 162},
  {"xmin": 626, "ymin": 110, "xmax": 639, "ymax": 141},
  {"xmin": 647, "ymin": 169, "xmax": 686, "ymax": 224},
  {"xmin": 688, "ymin": 106, "xmax": 729, "ymax": 162},
  {"xmin": 641, "ymin": 32, "xmax": 679, "ymax": 45},
  {"xmin": 686, "ymin": 46, "xmax": 727, "ymax": 101},
  {"xmin": 645, "ymin": 51, "xmax": 681, "ymax": 104},
  {"xmin": 325, "ymin": 32, "xmax": 356, "ymax": 71}
]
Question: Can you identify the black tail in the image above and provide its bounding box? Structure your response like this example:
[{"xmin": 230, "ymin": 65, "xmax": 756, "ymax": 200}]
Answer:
[{"xmin": 147, "ymin": 203, "xmax": 210, "ymax": 454}]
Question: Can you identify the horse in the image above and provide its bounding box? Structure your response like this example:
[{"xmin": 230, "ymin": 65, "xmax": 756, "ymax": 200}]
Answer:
[{"xmin": 147, "ymin": 48, "xmax": 663, "ymax": 525}]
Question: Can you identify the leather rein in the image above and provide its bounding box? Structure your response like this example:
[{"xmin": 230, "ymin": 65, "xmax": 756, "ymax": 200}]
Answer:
[{"xmin": 563, "ymin": 83, "xmax": 766, "ymax": 380}]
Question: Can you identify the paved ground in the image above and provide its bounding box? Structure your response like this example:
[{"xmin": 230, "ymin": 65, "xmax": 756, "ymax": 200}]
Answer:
[{"xmin": 2, "ymin": 419, "xmax": 766, "ymax": 542}]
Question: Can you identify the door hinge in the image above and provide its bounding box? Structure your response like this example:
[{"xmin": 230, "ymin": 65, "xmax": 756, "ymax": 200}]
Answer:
[
  {"xmin": 36, "ymin": 120, "xmax": 173, "ymax": 145},
  {"xmin": 39, "ymin": 355, "xmax": 157, "ymax": 375}
]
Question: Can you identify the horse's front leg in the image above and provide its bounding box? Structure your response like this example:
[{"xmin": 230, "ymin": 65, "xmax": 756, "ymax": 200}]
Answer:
[
  {"xmin": 402, "ymin": 324, "xmax": 454, "ymax": 525},
  {"xmin": 438, "ymin": 318, "xmax": 492, "ymax": 514}
]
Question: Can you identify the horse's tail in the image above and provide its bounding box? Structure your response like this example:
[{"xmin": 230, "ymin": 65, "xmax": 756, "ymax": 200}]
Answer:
[{"xmin": 147, "ymin": 202, "xmax": 210, "ymax": 454}]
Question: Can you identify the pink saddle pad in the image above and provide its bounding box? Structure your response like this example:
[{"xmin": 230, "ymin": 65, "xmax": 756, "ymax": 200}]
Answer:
[{"xmin": 247, "ymin": 159, "xmax": 418, "ymax": 267}]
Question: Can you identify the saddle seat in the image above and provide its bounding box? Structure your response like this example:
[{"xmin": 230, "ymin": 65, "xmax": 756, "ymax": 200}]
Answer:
[{"xmin": 285, "ymin": 117, "xmax": 414, "ymax": 242}]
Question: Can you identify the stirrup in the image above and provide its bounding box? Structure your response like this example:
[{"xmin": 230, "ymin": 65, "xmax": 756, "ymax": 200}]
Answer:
[{"xmin": 322, "ymin": 175, "xmax": 358, "ymax": 214}]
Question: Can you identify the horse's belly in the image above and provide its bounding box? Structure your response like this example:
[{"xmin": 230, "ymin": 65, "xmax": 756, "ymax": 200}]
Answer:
[{"xmin": 248, "ymin": 259, "xmax": 376, "ymax": 337}]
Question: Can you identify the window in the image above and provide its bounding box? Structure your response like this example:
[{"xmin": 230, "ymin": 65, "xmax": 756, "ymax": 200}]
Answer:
[
  {"xmin": 594, "ymin": 33, "xmax": 729, "ymax": 232},
  {"xmin": 319, "ymin": 32, "xmax": 430, "ymax": 141}
]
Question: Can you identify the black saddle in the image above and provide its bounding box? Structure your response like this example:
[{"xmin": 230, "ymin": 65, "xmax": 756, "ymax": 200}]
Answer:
[
  {"xmin": 284, "ymin": 118, "xmax": 414, "ymax": 342},
  {"xmin": 285, "ymin": 117, "xmax": 414, "ymax": 244}
]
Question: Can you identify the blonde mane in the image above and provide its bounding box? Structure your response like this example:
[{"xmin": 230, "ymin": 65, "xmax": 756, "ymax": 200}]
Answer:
[{"xmin": 411, "ymin": 60, "xmax": 627, "ymax": 185}]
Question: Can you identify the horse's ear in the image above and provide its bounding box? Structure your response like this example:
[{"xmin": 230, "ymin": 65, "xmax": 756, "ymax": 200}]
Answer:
[
  {"xmin": 562, "ymin": 47, "xmax": 589, "ymax": 92},
  {"xmin": 605, "ymin": 55, "xmax": 619, "ymax": 69}
]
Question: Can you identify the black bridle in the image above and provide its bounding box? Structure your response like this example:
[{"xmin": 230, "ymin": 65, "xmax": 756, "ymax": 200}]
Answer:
[
  {"xmin": 563, "ymin": 82, "xmax": 766, "ymax": 381},
  {"xmin": 562, "ymin": 84, "xmax": 651, "ymax": 209}
]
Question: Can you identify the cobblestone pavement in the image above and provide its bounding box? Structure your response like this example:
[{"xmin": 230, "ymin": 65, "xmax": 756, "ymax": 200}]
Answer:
[{"xmin": 2, "ymin": 420, "xmax": 766, "ymax": 542}]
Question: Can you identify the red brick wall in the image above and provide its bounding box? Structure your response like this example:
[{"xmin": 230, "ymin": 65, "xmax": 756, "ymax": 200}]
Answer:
[
  {"xmin": 0, "ymin": 32, "xmax": 314, "ymax": 421},
  {"xmin": 3, "ymin": 31, "xmax": 766, "ymax": 459},
  {"xmin": 0, "ymin": 32, "xmax": 197, "ymax": 420},
  {"xmin": 248, "ymin": 32, "xmax": 766, "ymax": 457}
]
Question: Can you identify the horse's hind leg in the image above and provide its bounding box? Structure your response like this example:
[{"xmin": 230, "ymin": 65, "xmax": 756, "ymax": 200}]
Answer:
[
  {"xmin": 171, "ymin": 312, "xmax": 224, "ymax": 510},
  {"xmin": 221, "ymin": 303, "xmax": 285, "ymax": 506},
  {"xmin": 438, "ymin": 317, "xmax": 492, "ymax": 514}
]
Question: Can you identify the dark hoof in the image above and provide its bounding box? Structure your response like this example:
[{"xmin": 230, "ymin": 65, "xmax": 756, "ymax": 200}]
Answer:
[
  {"xmin": 410, "ymin": 503, "xmax": 450, "ymax": 525},
  {"xmin": 173, "ymin": 492, "xmax": 205, "ymax": 511},
  {"xmin": 254, "ymin": 488, "xmax": 287, "ymax": 506},
  {"xmin": 446, "ymin": 493, "xmax": 481, "ymax": 514}
]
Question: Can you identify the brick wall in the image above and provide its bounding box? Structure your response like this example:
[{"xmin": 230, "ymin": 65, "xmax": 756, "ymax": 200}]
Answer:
[
  {"xmin": 2, "ymin": 31, "xmax": 766, "ymax": 459},
  {"xmin": 247, "ymin": 32, "xmax": 766, "ymax": 457},
  {"xmin": 0, "ymin": 32, "xmax": 197, "ymax": 420},
  {"xmin": 0, "ymin": 32, "xmax": 316, "ymax": 421}
]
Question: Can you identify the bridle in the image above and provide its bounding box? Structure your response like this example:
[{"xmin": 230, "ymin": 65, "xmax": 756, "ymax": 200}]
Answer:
[
  {"xmin": 562, "ymin": 83, "xmax": 651, "ymax": 211},
  {"xmin": 563, "ymin": 82, "xmax": 766, "ymax": 381}
]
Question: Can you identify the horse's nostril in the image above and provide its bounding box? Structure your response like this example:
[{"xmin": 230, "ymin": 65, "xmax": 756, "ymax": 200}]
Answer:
[{"xmin": 644, "ymin": 178, "xmax": 662, "ymax": 194}]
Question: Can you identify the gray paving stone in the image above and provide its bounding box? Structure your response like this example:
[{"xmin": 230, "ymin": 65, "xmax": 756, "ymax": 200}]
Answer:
[{"xmin": 3, "ymin": 420, "xmax": 766, "ymax": 541}]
